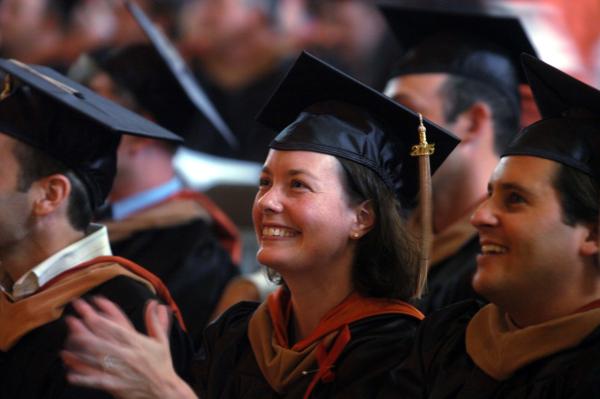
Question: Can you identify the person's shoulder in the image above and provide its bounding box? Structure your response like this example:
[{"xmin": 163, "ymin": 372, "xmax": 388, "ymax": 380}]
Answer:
[
  {"xmin": 349, "ymin": 310, "xmax": 421, "ymax": 340},
  {"xmin": 206, "ymin": 301, "xmax": 260, "ymax": 336},
  {"xmin": 530, "ymin": 323, "xmax": 600, "ymax": 393},
  {"xmin": 565, "ymin": 331, "xmax": 600, "ymax": 397},
  {"xmin": 419, "ymin": 236, "xmax": 481, "ymax": 313},
  {"xmin": 84, "ymin": 274, "xmax": 156, "ymax": 303},
  {"xmin": 192, "ymin": 302, "xmax": 261, "ymax": 385},
  {"xmin": 497, "ymin": 328, "xmax": 600, "ymax": 398},
  {"xmin": 418, "ymin": 300, "xmax": 482, "ymax": 348},
  {"xmin": 78, "ymin": 274, "xmax": 161, "ymax": 333},
  {"xmin": 425, "ymin": 299, "xmax": 481, "ymax": 326}
]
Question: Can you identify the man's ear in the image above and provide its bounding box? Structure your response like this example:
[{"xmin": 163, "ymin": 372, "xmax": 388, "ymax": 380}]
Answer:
[
  {"xmin": 350, "ymin": 200, "xmax": 375, "ymax": 240},
  {"xmin": 580, "ymin": 223, "xmax": 599, "ymax": 257},
  {"xmin": 453, "ymin": 101, "xmax": 493, "ymax": 143},
  {"xmin": 31, "ymin": 174, "xmax": 71, "ymax": 216}
]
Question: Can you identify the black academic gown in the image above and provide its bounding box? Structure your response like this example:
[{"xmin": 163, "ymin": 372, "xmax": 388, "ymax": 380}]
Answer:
[
  {"xmin": 416, "ymin": 236, "xmax": 484, "ymax": 315},
  {"xmin": 109, "ymin": 218, "xmax": 239, "ymax": 347},
  {"xmin": 193, "ymin": 301, "xmax": 420, "ymax": 399},
  {"xmin": 379, "ymin": 300, "xmax": 600, "ymax": 399},
  {"xmin": 0, "ymin": 275, "xmax": 193, "ymax": 399}
]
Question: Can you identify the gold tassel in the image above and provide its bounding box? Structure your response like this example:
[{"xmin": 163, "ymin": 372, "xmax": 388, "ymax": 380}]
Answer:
[
  {"xmin": 410, "ymin": 114, "xmax": 435, "ymax": 298},
  {"xmin": 1, "ymin": 75, "xmax": 11, "ymax": 100}
]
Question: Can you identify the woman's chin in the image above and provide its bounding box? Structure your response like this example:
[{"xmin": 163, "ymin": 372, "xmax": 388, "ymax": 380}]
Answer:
[
  {"xmin": 257, "ymin": 250, "xmax": 301, "ymax": 275},
  {"xmin": 256, "ymin": 250, "xmax": 284, "ymax": 270}
]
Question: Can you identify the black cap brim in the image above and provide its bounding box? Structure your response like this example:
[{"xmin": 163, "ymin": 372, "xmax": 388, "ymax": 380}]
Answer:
[
  {"xmin": 0, "ymin": 58, "xmax": 182, "ymax": 142},
  {"xmin": 0, "ymin": 58, "xmax": 183, "ymax": 210},
  {"xmin": 521, "ymin": 53, "xmax": 600, "ymax": 119}
]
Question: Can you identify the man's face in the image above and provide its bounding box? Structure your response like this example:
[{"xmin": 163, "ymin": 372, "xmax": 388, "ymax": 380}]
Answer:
[
  {"xmin": 470, "ymin": 156, "xmax": 594, "ymax": 307},
  {"xmin": 89, "ymin": 72, "xmax": 138, "ymax": 192},
  {"xmin": 384, "ymin": 73, "xmax": 449, "ymax": 127},
  {"xmin": 0, "ymin": 134, "xmax": 34, "ymax": 253}
]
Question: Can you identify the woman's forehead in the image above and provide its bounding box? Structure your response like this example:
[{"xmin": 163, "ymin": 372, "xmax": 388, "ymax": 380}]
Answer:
[{"xmin": 263, "ymin": 150, "xmax": 342, "ymax": 175}]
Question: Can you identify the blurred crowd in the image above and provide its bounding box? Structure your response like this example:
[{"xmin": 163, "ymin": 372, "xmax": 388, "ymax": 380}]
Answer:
[
  {"xmin": 2, "ymin": 2, "xmax": 600, "ymax": 397},
  {"xmin": 1, "ymin": 0, "xmax": 598, "ymax": 162}
]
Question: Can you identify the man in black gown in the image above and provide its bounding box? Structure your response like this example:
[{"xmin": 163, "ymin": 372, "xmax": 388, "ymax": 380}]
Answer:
[
  {"xmin": 85, "ymin": 44, "xmax": 240, "ymax": 345},
  {"xmin": 380, "ymin": 4, "xmax": 536, "ymax": 313},
  {"xmin": 379, "ymin": 54, "xmax": 600, "ymax": 399},
  {"xmin": 0, "ymin": 59, "xmax": 192, "ymax": 398}
]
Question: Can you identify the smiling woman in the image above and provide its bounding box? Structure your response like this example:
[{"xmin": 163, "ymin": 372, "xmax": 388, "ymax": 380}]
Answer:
[{"xmin": 60, "ymin": 52, "xmax": 458, "ymax": 399}]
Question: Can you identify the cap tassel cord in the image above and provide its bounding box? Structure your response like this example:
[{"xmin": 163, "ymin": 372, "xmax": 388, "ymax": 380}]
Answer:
[
  {"xmin": 1, "ymin": 75, "xmax": 12, "ymax": 100},
  {"xmin": 8, "ymin": 59, "xmax": 82, "ymax": 98},
  {"xmin": 410, "ymin": 114, "xmax": 435, "ymax": 297}
]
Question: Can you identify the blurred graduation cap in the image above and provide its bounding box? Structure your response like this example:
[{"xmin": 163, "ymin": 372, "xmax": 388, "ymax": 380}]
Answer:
[
  {"xmin": 379, "ymin": 1, "xmax": 537, "ymax": 116},
  {"xmin": 257, "ymin": 51, "xmax": 459, "ymax": 204},
  {"xmin": 89, "ymin": 43, "xmax": 200, "ymax": 143},
  {"xmin": 0, "ymin": 58, "xmax": 182, "ymax": 210},
  {"xmin": 124, "ymin": 0, "xmax": 238, "ymax": 150},
  {"xmin": 502, "ymin": 54, "xmax": 600, "ymax": 180}
]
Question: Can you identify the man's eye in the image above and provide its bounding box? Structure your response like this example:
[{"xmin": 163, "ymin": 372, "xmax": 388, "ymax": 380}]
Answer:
[{"xmin": 258, "ymin": 177, "xmax": 270, "ymax": 187}]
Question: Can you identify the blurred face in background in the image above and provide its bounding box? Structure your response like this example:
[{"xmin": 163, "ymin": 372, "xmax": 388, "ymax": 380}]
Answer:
[
  {"xmin": 180, "ymin": 0, "xmax": 271, "ymax": 62},
  {"xmin": 178, "ymin": 0, "xmax": 285, "ymax": 89},
  {"xmin": 308, "ymin": 0, "xmax": 386, "ymax": 61},
  {"xmin": 0, "ymin": 0, "xmax": 47, "ymax": 51}
]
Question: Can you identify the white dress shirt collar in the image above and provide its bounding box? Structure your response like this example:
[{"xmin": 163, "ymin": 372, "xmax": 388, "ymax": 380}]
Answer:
[{"xmin": 2, "ymin": 224, "xmax": 112, "ymax": 301}]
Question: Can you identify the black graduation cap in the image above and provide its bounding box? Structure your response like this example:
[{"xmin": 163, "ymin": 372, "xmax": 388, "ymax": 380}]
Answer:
[
  {"xmin": 379, "ymin": 2, "xmax": 537, "ymax": 116},
  {"xmin": 502, "ymin": 54, "xmax": 600, "ymax": 180},
  {"xmin": 0, "ymin": 58, "xmax": 182, "ymax": 210},
  {"xmin": 124, "ymin": 0, "xmax": 238, "ymax": 150},
  {"xmin": 257, "ymin": 52, "xmax": 459, "ymax": 204},
  {"xmin": 93, "ymin": 43, "xmax": 198, "ymax": 140}
]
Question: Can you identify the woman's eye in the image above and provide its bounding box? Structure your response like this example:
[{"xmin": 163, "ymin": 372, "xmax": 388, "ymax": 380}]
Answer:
[
  {"xmin": 507, "ymin": 192, "xmax": 525, "ymax": 204},
  {"xmin": 291, "ymin": 180, "xmax": 307, "ymax": 189}
]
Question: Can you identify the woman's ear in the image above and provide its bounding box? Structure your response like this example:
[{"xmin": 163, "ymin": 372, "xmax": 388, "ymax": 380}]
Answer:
[
  {"xmin": 350, "ymin": 200, "xmax": 375, "ymax": 240},
  {"xmin": 31, "ymin": 174, "xmax": 71, "ymax": 217}
]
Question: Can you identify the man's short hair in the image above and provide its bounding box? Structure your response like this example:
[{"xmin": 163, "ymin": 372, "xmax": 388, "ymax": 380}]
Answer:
[
  {"xmin": 440, "ymin": 75, "xmax": 520, "ymax": 155},
  {"xmin": 12, "ymin": 141, "xmax": 92, "ymax": 231},
  {"xmin": 553, "ymin": 163, "xmax": 599, "ymax": 228}
]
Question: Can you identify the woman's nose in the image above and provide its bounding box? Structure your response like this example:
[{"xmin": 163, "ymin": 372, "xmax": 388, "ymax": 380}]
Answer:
[{"xmin": 256, "ymin": 187, "xmax": 284, "ymax": 214}]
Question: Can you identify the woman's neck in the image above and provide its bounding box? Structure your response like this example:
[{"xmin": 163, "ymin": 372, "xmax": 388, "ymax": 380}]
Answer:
[{"xmin": 285, "ymin": 272, "xmax": 353, "ymax": 341}]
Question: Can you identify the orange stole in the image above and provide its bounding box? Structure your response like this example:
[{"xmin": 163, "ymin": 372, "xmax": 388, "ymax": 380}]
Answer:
[
  {"xmin": 0, "ymin": 256, "xmax": 184, "ymax": 351},
  {"xmin": 268, "ymin": 289, "xmax": 424, "ymax": 351},
  {"xmin": 249, "ymin": 288, "xmax": 424, "ymax": 399}
]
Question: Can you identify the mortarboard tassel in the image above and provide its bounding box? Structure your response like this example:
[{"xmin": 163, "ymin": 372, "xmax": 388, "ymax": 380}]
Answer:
[
  {"xmin": 1, "ymin": 75, "xmax": 11, "ymax": 100},
  {"xmin": 411, "ymin": 114, "xmax": 435, "ymax": 297}
]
